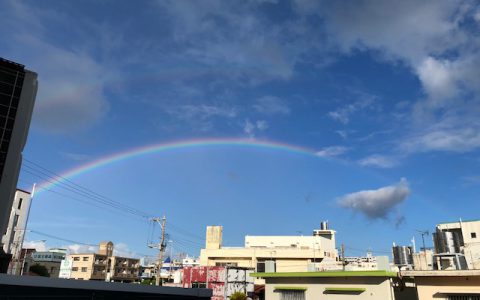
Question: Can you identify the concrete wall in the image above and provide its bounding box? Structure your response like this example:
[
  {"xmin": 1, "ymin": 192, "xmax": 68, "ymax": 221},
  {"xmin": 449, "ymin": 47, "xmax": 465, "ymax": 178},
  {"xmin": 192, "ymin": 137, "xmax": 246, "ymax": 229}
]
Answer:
[
  {"xmin": 437, "ymin": 220, "xmax": 480, "ymax": 269},
  {"xmin": 2, "ymin": 190, "xmax": 31, "ymax": 254},
  {"xmin": 201, "ymin": 246, "xmax": 335, "ymax": 268},
  {"xmin": 265, "ymin": 277, "xmax": 396, "ymax": 300},
  {"xmin": 245, "ymin": 234, "xmax": 336, "ymax": 253},
  {"xmin": 415, "ymin": 276, "xmax": 480, "ymax": 300},
  {"xmin": 206, "ymin": 226, "xmax": 223, "ymax": 250}
]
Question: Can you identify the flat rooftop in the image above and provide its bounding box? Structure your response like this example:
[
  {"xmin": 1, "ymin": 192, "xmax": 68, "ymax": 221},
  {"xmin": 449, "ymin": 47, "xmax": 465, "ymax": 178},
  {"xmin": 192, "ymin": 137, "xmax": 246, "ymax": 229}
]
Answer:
[
  {"xmin": 251, "ymin": 270, "xmax": 397, "ymax": 278},
  {"xmin": 402, "ymin": 270, "xmax": 480, "ymax": 277}
]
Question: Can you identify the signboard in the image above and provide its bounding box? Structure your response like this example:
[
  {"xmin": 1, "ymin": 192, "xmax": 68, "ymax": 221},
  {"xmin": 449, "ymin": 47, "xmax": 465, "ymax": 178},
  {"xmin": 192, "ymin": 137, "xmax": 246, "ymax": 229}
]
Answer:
[{"xmin": 58, "ymin": 258, "xmax": 73, "ymax": 279}]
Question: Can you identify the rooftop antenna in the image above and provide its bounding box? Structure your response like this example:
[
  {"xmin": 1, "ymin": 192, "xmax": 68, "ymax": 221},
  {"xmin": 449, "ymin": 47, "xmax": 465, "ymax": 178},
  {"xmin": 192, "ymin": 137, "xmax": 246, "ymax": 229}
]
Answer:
[{"xmin": 416, "ymin": 230, "xmax": 429, "ymax": 254}]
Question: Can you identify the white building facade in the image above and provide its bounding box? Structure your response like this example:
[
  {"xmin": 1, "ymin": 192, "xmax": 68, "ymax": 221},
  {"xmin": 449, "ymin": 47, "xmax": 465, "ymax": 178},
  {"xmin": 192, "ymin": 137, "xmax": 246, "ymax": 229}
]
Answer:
[{"xmin": 1, "ymin": 189, "xmax": 32, "ymax": 275}]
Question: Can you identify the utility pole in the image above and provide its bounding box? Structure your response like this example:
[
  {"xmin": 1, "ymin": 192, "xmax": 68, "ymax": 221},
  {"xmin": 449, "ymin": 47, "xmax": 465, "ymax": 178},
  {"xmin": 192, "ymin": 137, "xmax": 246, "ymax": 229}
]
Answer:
[
  {"xmin": 341, "ymin": 243, "xmax": 345, "ymax": 271},
  {"xmin": 148, "ymin": 216, "xmax": 167, "ymax": 286}
]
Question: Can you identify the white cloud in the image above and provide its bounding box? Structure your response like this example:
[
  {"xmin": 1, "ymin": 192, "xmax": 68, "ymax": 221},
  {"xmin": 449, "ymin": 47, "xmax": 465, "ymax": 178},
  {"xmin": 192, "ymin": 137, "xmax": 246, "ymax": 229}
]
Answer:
[
  {"xmin": 23, "ymin": 240, "xmax": 47, "ymax": 251},
  {"xmin": 256, "ymin": 120, "xmax": 269, "ymax": 130},
  {"xmin": 166, "ymin": 104, "xmax": 237, "ymax": 120},
  {"xmin": 328, "ymin": 93, "xmax": 376, "ymax": 124},
  {"xmin": 316, "ymin": 146, "xmax": 348, "ymax": 157},
  {"xmin": 337, "ymin": 178, "xmax": 410, "ymax": 220},
  {"xmin": 65, "ymin": 244, "xmax": 98, "ymax": 254},
  {"xmin": 253, "ymin": 96, "xmax": 290, "ymax": 115},
  {"xmin": 335, "ymin": 130, "xmax": 348, "ymax": 139},
  {"xmin": 113, "ymin": 242, "xmax": 140, "ymax": 258},
  {"xmin": 243, "ymin": 119, "xmax": 268, "ymax": 137},
  {"xmin": 359, "ymin": 154, "xmax": 399, "ymax": 168},
  {"xmin": 417, "ymin": 57, "xmax": 458, "ymax": 105}
]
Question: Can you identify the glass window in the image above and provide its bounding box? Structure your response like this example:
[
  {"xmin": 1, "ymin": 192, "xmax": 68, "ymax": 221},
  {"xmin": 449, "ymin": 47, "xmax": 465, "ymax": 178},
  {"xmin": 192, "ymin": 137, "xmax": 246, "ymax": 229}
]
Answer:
[
  {"xmin": 73, "ymin": 257, "xmax": 80, "ymax": 261},
  {"xmin": 81, "ymin": 267, "xmax": 87, "ymax": 272},
  {"xmin": 83, "ymin": 257, "xmax": 89, "ymax": 261},
  {"xmin": 471, "ymin": 232, "xmax": 477, "ymax": 239},
  {"xmin": 17, "ymin": 198, "xmax": 22, "ymax": 209}
]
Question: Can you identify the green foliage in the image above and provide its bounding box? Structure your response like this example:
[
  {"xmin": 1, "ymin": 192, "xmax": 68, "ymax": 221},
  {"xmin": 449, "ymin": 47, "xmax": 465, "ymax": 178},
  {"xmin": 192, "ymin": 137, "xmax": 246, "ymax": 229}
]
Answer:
[
  {"xmin": 29, "ymin": 264, "xmax": 50, "ymax": 277},
  {"xmin": 141, "ymin": 278, "xmax": 155, "ymax": 285},
  {"xmin": 230, "ymin": 291, "xmax": 247, "ymax": 300}
]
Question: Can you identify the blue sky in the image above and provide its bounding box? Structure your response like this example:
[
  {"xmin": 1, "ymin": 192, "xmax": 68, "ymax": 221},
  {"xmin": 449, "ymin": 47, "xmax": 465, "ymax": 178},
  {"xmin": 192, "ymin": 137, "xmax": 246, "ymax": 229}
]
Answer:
[{"xmin": 1, "ymin": 0, "xmax": 480, "ymax": 258}]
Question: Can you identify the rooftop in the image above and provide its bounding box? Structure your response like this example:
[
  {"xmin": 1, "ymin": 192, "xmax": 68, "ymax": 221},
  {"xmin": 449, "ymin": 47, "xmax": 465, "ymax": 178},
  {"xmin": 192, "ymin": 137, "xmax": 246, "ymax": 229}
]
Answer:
[
  {"xmin": 251, "ymin": 270, "xmax": 397, "ymax": 278},
  {"xmin": 402, "ymin": 270, "xmax": 480, "ymax": 277}
]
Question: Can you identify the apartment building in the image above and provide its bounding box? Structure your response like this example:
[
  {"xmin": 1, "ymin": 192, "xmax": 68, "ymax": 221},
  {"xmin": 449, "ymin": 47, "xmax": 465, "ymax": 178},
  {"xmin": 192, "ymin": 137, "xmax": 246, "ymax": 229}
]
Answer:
[
  {"xmin": 252, "ymin": 270, "xmax": 416, "ymax": 300},
  {"xmin": 433, "ymin": 219, "xmax": 480, "ymax": 270},
  {"xmin": 64, "ymin": 241, "xmax": 140, "ymax": 283},
  {"xmin": 200, "ymin": 222, "xmax": 338, "ymax": 273}
]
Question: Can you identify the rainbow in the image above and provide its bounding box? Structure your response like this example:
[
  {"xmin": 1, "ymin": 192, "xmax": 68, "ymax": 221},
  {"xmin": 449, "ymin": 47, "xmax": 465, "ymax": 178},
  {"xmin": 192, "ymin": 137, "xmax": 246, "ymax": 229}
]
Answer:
[{"xmin": 38, "ymin": 138, "xmax": 325, "ymax": 192}]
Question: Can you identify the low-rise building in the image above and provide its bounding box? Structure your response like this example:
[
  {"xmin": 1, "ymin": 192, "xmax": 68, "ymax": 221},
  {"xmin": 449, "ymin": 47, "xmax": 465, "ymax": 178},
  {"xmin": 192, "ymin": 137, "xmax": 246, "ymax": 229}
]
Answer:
[
  {"xmin": 403, "ymin": 270, "xmax": 480, "ymax": 300},
  {"xmin": 63, "ymin": 241, "xmax": 140, "ymax": 283},
  {"xmin": 183, "ymin": 266, "xmax": 255, "ymax": 300},
  {"xmin": 252, "ymin": 270, "xmax": 416, "ymax": 300},
  {"xmin": 200, "ymin": 222, "xmax": 338, "ymax": 274},
  {"xmin": 24, "ymin": 248, "xmax": 66, "ymax": 277}
]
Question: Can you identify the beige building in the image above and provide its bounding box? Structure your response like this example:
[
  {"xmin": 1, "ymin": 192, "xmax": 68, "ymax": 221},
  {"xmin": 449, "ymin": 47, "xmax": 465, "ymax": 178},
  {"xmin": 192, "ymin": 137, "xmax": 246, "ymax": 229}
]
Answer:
[
  {"xmin": 434, "ymin": 219, "xmax": 480, "ymax": 270},
  {"xmin": 200, "ymin": 223, "xmax": 338, "ymax": 273},
  {"xmin": 403, "ymin": 270, "xmax": 480, "ymax": 300},
  {"xmin": 253, "ymin": 270, "xmax": 415, "ymax": 300},
  {"xmin": 66, "ymin": 241, "xmax": 140, "ymax": 283}
]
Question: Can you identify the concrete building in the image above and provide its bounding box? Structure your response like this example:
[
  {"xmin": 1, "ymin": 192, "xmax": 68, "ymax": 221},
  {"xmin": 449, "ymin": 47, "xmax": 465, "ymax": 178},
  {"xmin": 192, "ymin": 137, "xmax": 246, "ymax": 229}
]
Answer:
[
  {"xmin": 433, "ymin": 219, "xmax": 480, "ymax": 270},
  {"xmin": 200, "ymin": 223, "xmax": 338, "ymax": 274},
  {"xmin": 252, "ymin": 270, "xmax": 416, "ymax": 300},
  {"xmin": 412, "ymin": 250, "xmax": 434, "ymax": 271},
  {"xmin": 403, "ymin": 270, "xmax": 480, "ymax": 300},
  {"xmin": 183, "ymin": 266, "xmax": 255, "ymax": 300},
  {"xmin": 24, "ymin": 249, "xmax": 66, "ymax": 277},
  {"xmin": 0, "ymin": 58, "xmax": 37, "ymax": 273},
  {"xmin": 183, "ymin": 256, "xmax": 200, "ymax": 267},
  {"xmin": 1, "ymin": 189, "xmax": 32, "ymax": 274},
  {"xmin": 64, "ymin": 241, "xmax": 140, "ymax": 282}
]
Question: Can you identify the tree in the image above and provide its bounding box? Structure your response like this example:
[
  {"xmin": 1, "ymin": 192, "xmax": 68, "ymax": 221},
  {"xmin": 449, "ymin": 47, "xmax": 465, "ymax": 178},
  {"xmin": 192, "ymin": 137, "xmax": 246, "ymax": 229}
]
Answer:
[
  {"xmin": 230, "ymin": 291, "xmax": 247, "ymax": 300},
  {"xmin": 29, "ymin": 264, "xmax": 50, "ymax": 277}
]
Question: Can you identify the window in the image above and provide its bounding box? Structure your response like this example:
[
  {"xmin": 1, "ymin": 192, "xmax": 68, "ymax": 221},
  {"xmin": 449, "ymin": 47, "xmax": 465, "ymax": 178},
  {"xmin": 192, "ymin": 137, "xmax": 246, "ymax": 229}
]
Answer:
[
  {"xmin": 215, "ymin": 262, "xmax": 238, "ymax": 267},
  {"xmin": 12, "ymin": 214, "xmax": 19, "ymax": 228},
  {"xmin": 81, "ymin": 267, "xmax": 87, "ymax": 272},
  {"xmin": 192, "ymin": 282, "xmax": 207, "ymax": 289},
  {"xmin": 83, "ymin": 256, "xmax": 89, "ymax": 261},
  {"xmin": 73, "ymin": 257, "xmax": 80, "ymax": 261},
  {"xmin": 72, "ymin": 267, "xmax": 78, "ymax": 271},
  {"xmin": 471, "ymin": 232, "xmax": 477, "ymax": 239},
  {"xmin": 17, "ymin": 198, "xmax": 22, "ymax": 209},
  {"xmin": 279, "ymin": 291, "xmax": 305, "ymax": 300}
]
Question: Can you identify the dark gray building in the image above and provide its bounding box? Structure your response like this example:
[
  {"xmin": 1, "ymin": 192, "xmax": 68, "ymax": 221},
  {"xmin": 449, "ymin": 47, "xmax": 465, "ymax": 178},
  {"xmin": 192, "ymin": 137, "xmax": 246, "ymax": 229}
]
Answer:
[{"xmin": 0, "ymin": 58, "xmax": 37, "ymax": 272}]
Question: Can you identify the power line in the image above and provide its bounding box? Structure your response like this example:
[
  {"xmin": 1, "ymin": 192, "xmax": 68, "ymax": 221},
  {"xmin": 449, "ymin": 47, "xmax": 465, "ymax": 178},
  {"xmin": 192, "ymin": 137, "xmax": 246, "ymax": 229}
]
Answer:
[
  {"xmin": 22, "ymin": 161, "xmax": 152, "ymax": 218},
  {"xmin": 21, "ymin": 158, "xmax": 207, "ymax": 256},
  {"xmin": 29, "ymin": 230, "xmax": 97, "ymax": 247}
]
